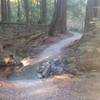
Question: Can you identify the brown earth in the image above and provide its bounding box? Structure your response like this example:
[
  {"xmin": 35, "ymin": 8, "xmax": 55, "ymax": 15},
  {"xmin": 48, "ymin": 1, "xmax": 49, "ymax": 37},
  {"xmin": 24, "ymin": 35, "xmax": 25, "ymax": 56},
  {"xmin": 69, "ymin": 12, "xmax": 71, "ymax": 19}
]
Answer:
[
  {"xmin": 0, "ymin": 73, "xmax": 100, "ymax": 100},
  {"xmin": 64, "ymin": 29, "xmax": 100, "ymax": 72}
]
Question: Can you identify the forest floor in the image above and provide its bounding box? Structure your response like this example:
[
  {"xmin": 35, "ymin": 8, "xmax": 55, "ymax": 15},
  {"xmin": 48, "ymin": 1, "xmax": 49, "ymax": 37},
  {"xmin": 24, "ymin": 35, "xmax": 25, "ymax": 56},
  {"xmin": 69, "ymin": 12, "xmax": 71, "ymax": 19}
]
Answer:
[
  {"xmin": 0, "ymin": 31, "xmax": 72, "ymax": 79},
  {"xmin": 0, "ymin": 31, "xmax": 100, "ymax": 100},
  {"xmin": 0, "ymin": 72, "xmax": 100, "ymax": 100},
  {"xmin": 0, "ymin": 31, "xmax": 71, "ymax": 58},
  {"xmin": 67, "ymin": 29, "xmax": 100, "ymax": 72}
]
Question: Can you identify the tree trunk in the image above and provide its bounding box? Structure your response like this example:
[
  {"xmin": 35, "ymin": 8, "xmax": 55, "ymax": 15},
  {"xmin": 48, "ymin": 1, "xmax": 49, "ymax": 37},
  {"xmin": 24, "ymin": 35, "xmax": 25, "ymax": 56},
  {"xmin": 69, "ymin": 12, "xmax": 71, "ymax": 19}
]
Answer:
[
  {"xmin": 17, "ymin": 0, "xmax": 21, "ymax": 22},
  {"xmin": 23, "ymin": 0, "xmax": 30, "ymax": 24},
  {"xmin": 84, "ymin": 0, "xmax": 98, "ymax": 32},
  {"xmin": 48, "ymin": 0, "xmax": 67, "ymax": 36},
  {"xmin": 96, "ymin": 0, "xmax": 100, "ymax": 18},
  {"xmin": 40, "ymin": 0, "xmax": 47, "ymax": 24},
  {"xmin": 1, "ymin": 0, "xmax": 8, "ymax": 22},
  {"xmin": 7, "ymin": 0, "xmax": 11, "ymax": 22}
]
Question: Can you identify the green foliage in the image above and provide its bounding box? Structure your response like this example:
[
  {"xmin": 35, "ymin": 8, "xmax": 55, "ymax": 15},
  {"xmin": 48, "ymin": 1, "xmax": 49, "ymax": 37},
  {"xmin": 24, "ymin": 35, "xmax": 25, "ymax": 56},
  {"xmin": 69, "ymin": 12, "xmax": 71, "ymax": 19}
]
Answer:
[
  {"xmin": 31, "ymin": 1, "xmax": 40, "ymax": 23},
  {"xmin": 9, "ymin": 0, "xmax": 55, "ymax": 24},
  {"xmin": 67, "ymin": 0, "xmax": 86, "ymax": 18},
  {"xmin": 47, "ymin": 0, "xmax": 55, "ymax": 24},
  {"xmin": 67, "ymin": 0, "xmax": 87, "ymax": 31},
  {"xmin": 1, "ymin": 0, "xmax": 87, "ymax": 31}
]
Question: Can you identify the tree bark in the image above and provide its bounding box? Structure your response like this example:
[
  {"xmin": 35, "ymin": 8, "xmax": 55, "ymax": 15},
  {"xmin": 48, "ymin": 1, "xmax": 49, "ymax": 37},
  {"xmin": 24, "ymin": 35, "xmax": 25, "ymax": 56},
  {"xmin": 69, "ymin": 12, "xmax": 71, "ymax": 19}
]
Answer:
[
  {"xmin": 7, "ymin": 0, "xmax": 11, "ymax": 22},
  {"xmin": 40, "ymin": 0, "xmax": 47, "ymax": 24},
  {"xmin": 17, "ymin": 0, "xmax": 21, "ymax": 22},
  {"xmin": 48, "ymin": 0, "xmax": 67, "ymax": 36},
  {"xmin": 1, "ymin": 0, "xmax": 8, "ymax": 22},
  {"xmin": 84, "ymin": 0, "xmax": 98, "ymax": 32},
  {"xmin": 23, "ymin": 0, "xmax": 30, "ymax": 24}
]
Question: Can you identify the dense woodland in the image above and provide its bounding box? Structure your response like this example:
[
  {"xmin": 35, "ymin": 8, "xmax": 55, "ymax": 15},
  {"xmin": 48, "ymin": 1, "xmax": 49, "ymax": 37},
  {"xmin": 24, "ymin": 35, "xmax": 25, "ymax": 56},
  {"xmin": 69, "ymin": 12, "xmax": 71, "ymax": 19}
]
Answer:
[
  {"xmin": 0, "ymin": 0, "xmax": 100, "ymax": 99},
  {"xmin": 0, "ymin": 0, "xmax": 86, "ymax": 30},
  {"xmin": 0, "ymin": 0, "xmax": 87, "ymax": 57}
]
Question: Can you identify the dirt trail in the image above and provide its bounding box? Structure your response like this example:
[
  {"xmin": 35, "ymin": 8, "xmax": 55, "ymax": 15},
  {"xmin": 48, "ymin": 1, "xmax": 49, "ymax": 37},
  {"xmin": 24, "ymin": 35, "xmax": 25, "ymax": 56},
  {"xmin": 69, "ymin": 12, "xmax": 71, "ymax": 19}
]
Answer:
[
  {"xmin": 0, "ymin": 73, "xmax": 100, "ymax": 100},
  {"xmin": 22, "ymin": 32, "xmax": 82, "ymax": 66},
  {"xmin": 8, "ymin": 32, "xmax": 82, "ymax": 80},
  {"xmin": 1, "ymin": 32, "xmax": 100, "ymax": 100},
  {"xmin": 39, "ymin": 32, "xmax": 82, "ymax": 60}
]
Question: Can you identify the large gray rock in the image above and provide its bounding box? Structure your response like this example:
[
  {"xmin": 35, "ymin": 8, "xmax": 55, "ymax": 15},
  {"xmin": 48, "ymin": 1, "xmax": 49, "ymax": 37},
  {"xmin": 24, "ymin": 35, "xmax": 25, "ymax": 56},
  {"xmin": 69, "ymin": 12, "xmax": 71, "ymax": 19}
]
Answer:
[
  {"xmin": 51, "ymin": 58, "xmax": 64, "ymax": 75},
  {"xmin": 37, "ymin": 58, "xmax": 64, "ymax": 78},
  {"xmin": 37, "ymin": 61, "xmax": 51, "ymax": 78}
]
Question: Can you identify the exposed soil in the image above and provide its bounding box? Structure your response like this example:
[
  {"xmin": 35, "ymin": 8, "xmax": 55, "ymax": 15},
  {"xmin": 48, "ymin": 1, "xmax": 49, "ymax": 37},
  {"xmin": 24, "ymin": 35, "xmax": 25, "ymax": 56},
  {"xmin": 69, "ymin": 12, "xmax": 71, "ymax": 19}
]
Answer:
[
  {"xmin": 0, "ymin": 32, "xmax": 70, "ymax": 58},
  {"xmin": 1, "ymin": 32, "xmax": 100, "ymax": 100},
  {"xmin": 0, "ymin": 73, "xmax": 100, "ymax": 100}
]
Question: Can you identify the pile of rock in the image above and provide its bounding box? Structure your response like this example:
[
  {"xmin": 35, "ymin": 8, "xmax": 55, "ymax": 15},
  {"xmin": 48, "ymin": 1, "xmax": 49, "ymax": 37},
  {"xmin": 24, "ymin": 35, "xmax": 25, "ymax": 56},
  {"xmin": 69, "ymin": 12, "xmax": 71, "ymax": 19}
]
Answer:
[{"xmin": 37, "ymin": 58, "xmax": 64, "ymax": 78}]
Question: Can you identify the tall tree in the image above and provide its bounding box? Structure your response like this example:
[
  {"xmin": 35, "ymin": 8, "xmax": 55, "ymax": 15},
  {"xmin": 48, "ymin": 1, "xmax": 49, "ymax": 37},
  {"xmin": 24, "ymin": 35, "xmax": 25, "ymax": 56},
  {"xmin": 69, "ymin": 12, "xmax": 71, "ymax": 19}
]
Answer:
[
  {"xmin": 48, "ymin": 0, "xmax": 67, "ymax": 36},
  {"xmin": 23, "ymin": 0, "xmax": 30, "ymax": 24},
  {"xmin": 17, "ymin": 0, "xmax": 21, "ymax": 22},
  {"xmin": 40, "ymin": 0, "xmax": 47, "ymax": 24},
  {"xmin": 1, "ymin": 0, "xmax": 8, "ymax": 22},
  {"xmin": 84, "ymin": 0, "xmax": 98, "ymax": 32},
  {"xmin": 96, "ymin": 0, "xmax": 100, "ymax": 18},
  {"xmin": 7, "ymin": 0, "xmax": 11, "ymax": 22}
]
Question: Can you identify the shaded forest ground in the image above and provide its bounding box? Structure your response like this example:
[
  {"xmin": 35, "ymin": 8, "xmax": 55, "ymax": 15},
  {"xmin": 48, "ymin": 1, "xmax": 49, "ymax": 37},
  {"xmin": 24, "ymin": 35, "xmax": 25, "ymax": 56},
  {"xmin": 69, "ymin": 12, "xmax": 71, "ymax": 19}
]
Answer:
[
  {"xmin": 0, "ymin": 73, "xmax": 100, "ymax": 100},
  {"xmin": 0, "ymin": 27, "xmax": 71, "ymax": 78},
  {"xmin": 64, "ymin": 28, "xmax": 100, "ymax": 72},
  {"xmin": 1, "ymin": 27, "xmax": 100, "ymax": 100},
  {"xmin": 0, "ymin": 26, "xmax": 70, "ymax": 59}
]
